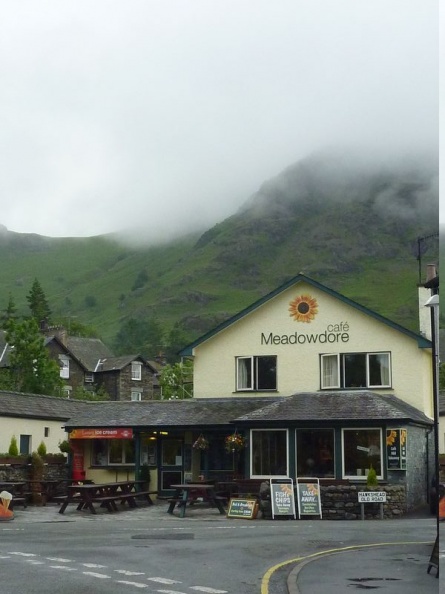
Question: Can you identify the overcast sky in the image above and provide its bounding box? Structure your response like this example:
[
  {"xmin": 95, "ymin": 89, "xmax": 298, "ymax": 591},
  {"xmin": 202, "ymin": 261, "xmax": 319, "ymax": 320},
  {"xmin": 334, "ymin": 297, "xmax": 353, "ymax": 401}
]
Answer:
[{"xmin": 0, "ymin": 1, "xmax": 439, "ymax": 238}]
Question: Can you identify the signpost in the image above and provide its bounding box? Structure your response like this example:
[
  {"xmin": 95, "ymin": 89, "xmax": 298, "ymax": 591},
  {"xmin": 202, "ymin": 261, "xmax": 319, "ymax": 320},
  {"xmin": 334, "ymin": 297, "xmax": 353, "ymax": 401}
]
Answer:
[
  {"xmin": 358, "ymin": 491, "xmax": 387, "ymax": 520},
  {"xmin": 296, "ymin": 478, "xmax": 322, "ymax": 519},
  {"xmin": 270, "ymin": 478, "xmax": 296, "ymax": 519}
]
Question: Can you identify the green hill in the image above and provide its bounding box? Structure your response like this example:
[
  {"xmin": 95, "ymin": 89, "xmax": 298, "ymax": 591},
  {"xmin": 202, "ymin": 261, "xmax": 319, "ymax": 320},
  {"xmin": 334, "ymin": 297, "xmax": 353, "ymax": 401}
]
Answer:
[{"xmin": 0, "ymin": 149, "xmax": 438, "ymax": 355}]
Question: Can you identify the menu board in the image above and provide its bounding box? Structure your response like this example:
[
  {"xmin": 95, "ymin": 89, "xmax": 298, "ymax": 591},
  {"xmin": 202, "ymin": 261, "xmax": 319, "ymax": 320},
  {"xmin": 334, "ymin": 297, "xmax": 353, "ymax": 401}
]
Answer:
[
  {"xmin": 270, "ymin": 479, "xmax": 296, "ymax": 519},
  {"xmin": 296, "ymin": 479, "xmax": 322, "ymax": 518},
  {"xmin": 386, "ymin": 428, "xmax": 407, "ymax": 470},
  {"xmin": 227, "ymin": 498, "xmax": 258, "ymax": 519}
]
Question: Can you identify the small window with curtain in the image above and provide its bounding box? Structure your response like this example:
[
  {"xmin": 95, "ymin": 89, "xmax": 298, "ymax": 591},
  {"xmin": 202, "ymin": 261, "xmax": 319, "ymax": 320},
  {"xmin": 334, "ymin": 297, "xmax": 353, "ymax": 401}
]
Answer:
[{"xmin": 236, "ymin": 356, "xmax": 277, "ymax": 391}]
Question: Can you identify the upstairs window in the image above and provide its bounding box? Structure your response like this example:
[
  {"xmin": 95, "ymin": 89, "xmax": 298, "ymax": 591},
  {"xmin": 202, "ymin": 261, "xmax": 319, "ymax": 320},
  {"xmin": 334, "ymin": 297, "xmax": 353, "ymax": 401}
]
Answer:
[
  {"xmin": 236, "ymin": 356, "xmax": 277, "ymax": 391},
  {"xmin": 321, "ymin": 352, "xmax": 391, "ymax": 389},
  {"xmin": 59, "ymin": 355, "xmax": 70, "ymax": 379},
  {"xmin": 131, "ymin": 361, "xmax": 142, "ymax": 381}
]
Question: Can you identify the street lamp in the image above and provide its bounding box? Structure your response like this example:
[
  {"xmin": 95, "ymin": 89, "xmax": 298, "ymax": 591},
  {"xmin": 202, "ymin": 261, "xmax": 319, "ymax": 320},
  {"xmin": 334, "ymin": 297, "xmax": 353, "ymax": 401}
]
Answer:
[{"xmin": 425, "ymin": 293, "xmax": 439, "ymax": 536}]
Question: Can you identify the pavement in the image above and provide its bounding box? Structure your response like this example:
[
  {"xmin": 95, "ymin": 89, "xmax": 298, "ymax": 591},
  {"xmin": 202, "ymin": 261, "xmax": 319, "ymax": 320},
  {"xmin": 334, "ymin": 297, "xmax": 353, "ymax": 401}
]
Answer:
[{"xmin": 3, "ymin": 500, "xmax": 442, "ymax": 593}]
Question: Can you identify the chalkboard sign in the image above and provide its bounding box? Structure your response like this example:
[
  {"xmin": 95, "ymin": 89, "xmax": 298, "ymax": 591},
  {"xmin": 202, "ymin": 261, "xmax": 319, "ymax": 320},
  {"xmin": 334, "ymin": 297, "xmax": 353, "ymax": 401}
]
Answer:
[
  {"xmin": 296, "ymin": 478, "xmax": 322, "ymax": 518},
  {"xmin": 227, "ymin": 498, "xmax": 258, "ymax": 519},
  {"xmin": 427, "ymin": 535, "xmax": 439, "ymax": 577},
  {"xmin": 270, "ymin": 479, "xmax": 296, "ymax": 519}
]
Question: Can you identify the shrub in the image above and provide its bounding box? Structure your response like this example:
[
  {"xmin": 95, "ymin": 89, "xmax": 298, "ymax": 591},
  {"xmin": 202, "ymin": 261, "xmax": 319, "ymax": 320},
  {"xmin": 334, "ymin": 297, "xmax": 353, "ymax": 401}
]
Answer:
[
  {"xmin": 58, "ymin": 439, "xmax": 72, "ymax": 454},
  {"xmin": 366, "ymin": 465, "xmax": 379, "ymax": 488},
  {"xmin": 37, "ymin": 441, "xmax": 47, "ymax": 457},
  {"xmin": 8, "ymin": 435, "xmax": 19, "ymax": 456}
]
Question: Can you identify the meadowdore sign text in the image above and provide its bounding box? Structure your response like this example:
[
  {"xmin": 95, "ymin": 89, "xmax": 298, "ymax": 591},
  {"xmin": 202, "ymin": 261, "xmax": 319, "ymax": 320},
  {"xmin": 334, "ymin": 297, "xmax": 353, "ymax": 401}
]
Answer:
[{"xmin": 261, "ymin": 322, "xmax": 350, "ymax": 345}]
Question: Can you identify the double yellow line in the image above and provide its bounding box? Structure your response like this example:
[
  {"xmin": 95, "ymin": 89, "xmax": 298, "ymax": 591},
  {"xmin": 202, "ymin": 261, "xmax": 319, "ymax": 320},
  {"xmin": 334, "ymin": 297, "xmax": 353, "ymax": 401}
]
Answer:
[{"xmin": 261, "ymin": 540, "xmax": 434, "ymax": 594}]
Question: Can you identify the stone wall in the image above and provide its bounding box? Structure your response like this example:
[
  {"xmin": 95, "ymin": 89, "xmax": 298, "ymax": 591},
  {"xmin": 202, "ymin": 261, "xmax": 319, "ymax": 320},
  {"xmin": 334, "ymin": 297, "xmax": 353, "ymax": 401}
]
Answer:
[
  {"xmin": 321, "ymin": 484, "xmax": 406, "ymax": 519},
  {"xmin": 0, "ymin": 463, "xmax": 70, "ymax": 483}
]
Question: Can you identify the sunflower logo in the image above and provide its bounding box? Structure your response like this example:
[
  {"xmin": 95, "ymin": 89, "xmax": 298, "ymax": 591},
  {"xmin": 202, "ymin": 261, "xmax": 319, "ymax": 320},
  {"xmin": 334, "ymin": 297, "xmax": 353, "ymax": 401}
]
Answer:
[{"xmin": 289, "ymin": 294, "xmax": 318, "ymax": 323}]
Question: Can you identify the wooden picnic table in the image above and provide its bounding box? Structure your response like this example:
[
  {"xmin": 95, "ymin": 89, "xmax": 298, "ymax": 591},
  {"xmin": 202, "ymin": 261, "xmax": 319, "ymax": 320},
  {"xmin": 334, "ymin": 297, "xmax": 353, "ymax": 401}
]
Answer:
[
  {"xmin": 27, "ymin": 479, "xmax": 71, "ymax": 505},
  {"xmin": 167, "ymin": 483, "xmax": 226, "ymax": 518},
  {"xmin": 58, "ymin": 480, "xmax": 156, "ymax": 515}
]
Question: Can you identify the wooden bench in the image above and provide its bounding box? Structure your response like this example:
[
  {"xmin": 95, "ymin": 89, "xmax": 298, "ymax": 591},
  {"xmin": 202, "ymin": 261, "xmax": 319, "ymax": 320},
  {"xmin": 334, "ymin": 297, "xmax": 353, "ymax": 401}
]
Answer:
[
  {"xmin": 10, "ymin": 497, "xmax": 27, "ymax": 510},
  {"xmin": 133, "ymin": 490, "xmax": 157, "ymax": 505}
]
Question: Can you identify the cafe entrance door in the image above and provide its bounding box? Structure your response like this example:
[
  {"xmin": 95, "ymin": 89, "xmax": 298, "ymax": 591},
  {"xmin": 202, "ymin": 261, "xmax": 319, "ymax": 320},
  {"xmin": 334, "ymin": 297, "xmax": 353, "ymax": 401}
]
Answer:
[{"xmin": 159, "ymin": 438, "xmax": 183, "ymax": 494}]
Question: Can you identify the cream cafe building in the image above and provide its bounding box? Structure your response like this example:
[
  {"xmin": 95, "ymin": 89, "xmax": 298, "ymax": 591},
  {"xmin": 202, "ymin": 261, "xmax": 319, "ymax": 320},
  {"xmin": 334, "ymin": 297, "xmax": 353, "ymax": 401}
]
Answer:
[
  {"xmin": 62, "ymin": 274, "xmax": 434, "ymax": 513},
  {"xmin": 178, "ymin": 274, "xmax": 434, "ymax": 509}
]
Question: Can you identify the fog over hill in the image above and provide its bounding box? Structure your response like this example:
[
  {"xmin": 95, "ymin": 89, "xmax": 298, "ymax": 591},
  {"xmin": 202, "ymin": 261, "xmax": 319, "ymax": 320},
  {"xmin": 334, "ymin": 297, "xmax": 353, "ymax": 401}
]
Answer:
[{"xmin": 0, "ymin": 147, "xmax": 439, "ymax": 353}]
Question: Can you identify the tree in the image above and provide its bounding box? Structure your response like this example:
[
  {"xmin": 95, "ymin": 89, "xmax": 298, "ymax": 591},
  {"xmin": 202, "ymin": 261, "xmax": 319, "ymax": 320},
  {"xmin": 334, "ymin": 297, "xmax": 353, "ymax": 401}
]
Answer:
[
  {"xmin": 5, "ymin": 318, "xmax": 63, "ymax": 396},
  {"xmin": 1, "ymin": 293, "xmax": 17, "ymax": 331},
  {"xmin": 163, "ymin": 322, "xmax": 192, "ymax": 364},
  {"xmin": 113, "ymin": 317, "xmax": 164, "ymax": 359},
  {"xmin": 158, "ymin": 360, "xmax": 193, "ymax": 400},
  {"xmin": 26, "ymin": 278, "xmax": 51, "ymax": 325}
]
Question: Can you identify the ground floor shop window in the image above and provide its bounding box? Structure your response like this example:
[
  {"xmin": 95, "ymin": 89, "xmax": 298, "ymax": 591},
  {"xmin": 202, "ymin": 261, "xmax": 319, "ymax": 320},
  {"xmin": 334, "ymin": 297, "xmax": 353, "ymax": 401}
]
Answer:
[
  {"xmin": 91, "ymin": 439, "xmax": 135, "ymax": 466},
  {"xmin": 342, "ymin": 428, "xmax": 382, "ymax": 478},
  {"xmin": 251, "ymin": 429, "xmax": 287, "ymax": 477},
  {"xmin": 296, "ymin": 429, "xmax": 334, "ymax": 477}
]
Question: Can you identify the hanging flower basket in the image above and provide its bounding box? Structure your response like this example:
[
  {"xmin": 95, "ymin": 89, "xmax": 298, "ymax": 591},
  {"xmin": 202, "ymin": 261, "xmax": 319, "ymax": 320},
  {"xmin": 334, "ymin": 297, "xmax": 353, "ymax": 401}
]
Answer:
[
  {"xmin": 193, "ymin": 434, "xmax": 210, "ymax": 451},
  {"xmin": 225, "ymin": 432, "xmax": 246, "ymax": 453}
]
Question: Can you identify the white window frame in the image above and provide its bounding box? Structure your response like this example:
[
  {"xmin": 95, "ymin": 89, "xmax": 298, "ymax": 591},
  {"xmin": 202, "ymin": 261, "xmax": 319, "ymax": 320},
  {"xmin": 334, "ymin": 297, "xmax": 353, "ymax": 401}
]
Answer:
[
  {"xmin": 236, "ymin": 356, "xmax": 277, "ymax": 392},
  {"xmin": 237, "ymin": 356, "xmax": 253, "ymax": 390},
  {"xmin": 59, "ymin": 355, "xmax": 70, "ymax": 379},
  {"xmin": 85, "ymin": 372, "xmax": 94, "ymax": 383},
  {"xmin": 131, "ymin": 361, "xmax": 142, "ymax": 381},
  {"xmin": 341, "ymin": 428, "xmax": 383, "ymax": 480},
  {"xmin": 131, "ymin": 390, "xmax": 142, "ymax": 401},
  {"xmin": 321, "ymin": 352, "xmax": 391, "ymax": 389},
  {"xmin": 320, "ymin": 354, "xmax": 340, "ymax": 389},
  {"xmin": 250, "ymin": 428, "xmax": 288, "ymax": 478}
]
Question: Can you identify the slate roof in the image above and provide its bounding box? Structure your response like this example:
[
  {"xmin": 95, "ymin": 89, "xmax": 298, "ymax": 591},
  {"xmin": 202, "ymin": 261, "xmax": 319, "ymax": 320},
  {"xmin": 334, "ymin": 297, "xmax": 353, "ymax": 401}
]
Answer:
[
  {"xmin": 0, "ymin": 390, "xmax": 88, "ymax": 421},
  {"xmin": 234, "ymin": 391, "xmax": 433, "ymax": 425},
  {"xmin": 62, "ymin": 392, "xmax": 432, "ymax": 430},
  {"xmin": 98, "ymin": 355, "xmax": 157, "ymax": 374},
  {"xmin": 62, "ymin": 336, "xmax": 115, "ymax": 371},
  {"xmin": 63, "ymin": 398, "xmax": 281, "ymax": 430},
  {"xmin": 180, "ymin": 274, "xmax": 431, "ymax": 356}
]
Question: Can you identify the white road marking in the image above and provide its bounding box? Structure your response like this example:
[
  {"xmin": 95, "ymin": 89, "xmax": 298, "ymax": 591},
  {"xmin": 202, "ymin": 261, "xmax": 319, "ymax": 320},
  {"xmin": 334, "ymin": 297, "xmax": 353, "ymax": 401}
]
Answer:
[
  {"xmin": 46, "ymin": 557, "xmax": 72, "ymax": 562},
  {"xmin": 190, "ymin": 588, "xmax": 228, "ymax": 593},
  {"xmin": 82, "ymin": 562, "xmax": 108, "ymax": 568},
  {"xmin": 116, "ymin": 580, "xmax": 148, "ymax": 588},
  {"xmin": 49, "ymin": 565, "xmax": 77, "ymax": 571},
  {"xmin": 0, "ymin": 555, "xmax": 11, "ymax": 559},
  {"xmin": 115, "ymin": 569, "xmax": 145, "ymax": 576},
  {"xmin": 9, "ymin": 552, "xmax": 37, "ymax": 557},
  {"xmin": 82, "ymin": 571, "xmax": 111, "ymax": 579},
  {"xmin": 147, "ymin": 577, "xmax": 181, "ymax": 584},
  {"xmin": 27, "ymin": 561, "xmax": 45, "ymax": 565},
  {"xmin": 156, "ymin": 590, "xmax": 188, "ymax": 594}
]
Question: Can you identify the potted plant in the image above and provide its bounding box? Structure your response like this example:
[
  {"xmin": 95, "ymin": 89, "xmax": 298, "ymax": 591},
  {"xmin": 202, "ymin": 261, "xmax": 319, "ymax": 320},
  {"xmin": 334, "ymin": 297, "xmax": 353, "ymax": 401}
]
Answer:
[
  {"xmin": 193, "ymin": 434, "xmax": 210, "ymax": 451},
  {"xmin": 58, "ymin": 439, "xmax": 72, "ymax": 454},
  {"xmin": 225, "ymin": 432, "xmax": 246, "ymax": 453},
  {"xmin": 139, "ymin": 463, "xmax": 151, "ymax": 490},
  {"xmin": 366, "ymin": 465, "xmax": 379, "ymax": 489}
]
